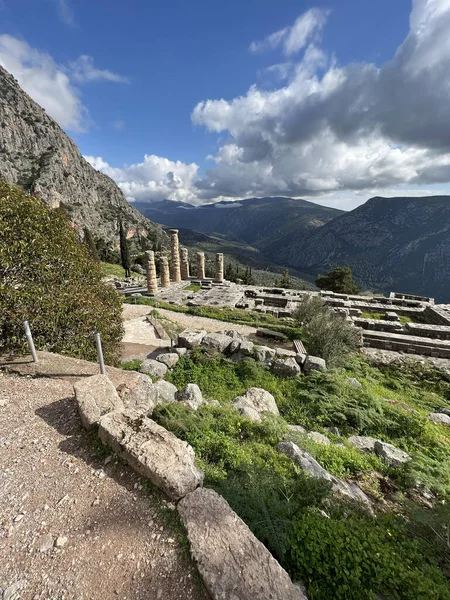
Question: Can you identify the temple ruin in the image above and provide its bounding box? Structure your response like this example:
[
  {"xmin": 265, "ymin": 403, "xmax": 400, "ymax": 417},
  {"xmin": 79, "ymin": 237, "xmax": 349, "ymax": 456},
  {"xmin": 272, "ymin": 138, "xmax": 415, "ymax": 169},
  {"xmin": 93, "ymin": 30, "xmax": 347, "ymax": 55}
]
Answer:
[
  {"xmin": 169, "ymin": 229, "xmax": 181, "ymax": 283},
  {"xmin": 145, "ymin": 250, "xmax": 158, "ymax": 295}
]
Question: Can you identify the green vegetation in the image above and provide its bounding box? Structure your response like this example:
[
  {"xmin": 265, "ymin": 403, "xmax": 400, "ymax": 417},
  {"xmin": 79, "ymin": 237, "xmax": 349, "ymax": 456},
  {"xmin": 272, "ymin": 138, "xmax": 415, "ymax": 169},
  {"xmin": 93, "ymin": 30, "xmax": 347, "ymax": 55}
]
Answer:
[
  {"xmin": 101, "ymin": 261, "xmax": 132, "ymax": 278},
  {"xmin": 184, "ymin": 283, "xmax": 201, "ymax": 292},
  {"xmin": 0, "ymin": 180, "xmax": 123, "ymax": 364},
  {"xmin": 316, "ymin": 266, "xmax": 360, "ymax": 295},
  {"xmin": 119, "ymin": 220, "xmax": 131, "ymax": 278},
  {"xmin": 361, "ymin": 311, "xmax": 414, "ymax": 326},
  {"xmin": 121, "ymin": 358, "xmax": 143, "ymax": 371}
]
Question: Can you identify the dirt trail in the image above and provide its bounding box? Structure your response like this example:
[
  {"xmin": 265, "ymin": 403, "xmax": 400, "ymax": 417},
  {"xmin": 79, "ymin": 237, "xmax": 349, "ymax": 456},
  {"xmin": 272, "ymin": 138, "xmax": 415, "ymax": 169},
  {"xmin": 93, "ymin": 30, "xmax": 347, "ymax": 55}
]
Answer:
[{"xmin": 0, "ymin": 372, "xmax": 209, "ymax": 600}]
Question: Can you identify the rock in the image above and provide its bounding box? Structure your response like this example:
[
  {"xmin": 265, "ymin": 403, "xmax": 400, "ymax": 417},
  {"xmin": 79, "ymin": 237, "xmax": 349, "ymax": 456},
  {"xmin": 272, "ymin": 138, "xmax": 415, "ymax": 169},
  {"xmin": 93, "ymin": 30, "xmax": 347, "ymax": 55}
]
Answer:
[
  {"xmin": 74, "ymin": 374, "xmax": 124, "ymax": 430},
  {"xmin": 176, "ymin": 384, "xmax": 204, "ymax": 410},
  {"xmin": 256, "ymin": 328, "xmax": 287, "ymax": 341},
  {"xmin": 55, "ymin": 536, "xmax": 68, "ymax": 548},
  {"xmin": 120, "ymin": 374, "xmax": 159, "ymax": 415},
  {"xmin": 429, "ymin": 412, "xmax": 450, "ymax": 425},
  {"xmin": 154, "ymin": 380, "xmax": 178, "ymax": 404},
  {"xmin": 346, "ymin": 377, "xmax": 362, "ymax": 388},
  {"xmin": 2, "ymin": 580, "xmax": 27, "ymax": 600},
  {"xmin": 295, "ymin": 353, "xmax": 307, "ymax": 366},
  {"xmin": 141, "ymin": 359, "xmax": 168, "ymax": 379},
  {"xmin": 231, "ymin": 397, "xmax": 262, "ymax": 422},
  {"xmin": 271, "ymin": 357, "xmax": 301, "ymax": 377},
  {"xmin": 348, "ymin": 436, "xmax": 378, "ymax": 453},
  {"xmin": 203, "ymin": 398, "xmax": 221, "ymax": 408},
  {"xmin": 287, "ymin": 424, "xmax": 307, "ymax": 434},
  {"xmin": 156, "ymin": 353, "xmax": 180, "ymax": 369},
  {"xmin": 240, "ymin": 340, "xmax": 255, "ymax": 356},
  {"xmin": 374, "ymin": 440, "xmax": 411, "ymax": 467},
  {"xmin": 174, "ymin": 347, "xmax": 188, "ymax": 357},
  {"xmin": 303, "ymin": 355, "xmax": 327, "ymax": 373},
  {"xmin": 177, "ymin": 329, "xmax": 207, "ymax": 349},
  {"xmin": 178, "ymin": 487, "xmax": 306, "ymax": 600},
  {"xmin": 232, "ymin": 387, "xmax": 279, "ymax": 416},
  {"xmin": 307, "ymin": 432, "xmax": 330, "ymax": 445},
  {"xmin": 202, "ymin": 332, "xmax": 234, "ymax": 353},
  {"xmin": 229, "ymin": 351, "xmax": 245, "ymax": 363},
  {"xmin": 277, "ymin": 442, "xmax": 332, "ymax": 481},
  {"xmin": 228, "ymin": 339, "xmax": 241, "ymax": 354},
  {"xmin": 99, "ymin": 410, "xmax": 204, "ymax": 500},
  {"xmin": 331, "ymin": 479, "xmax": 372, "ymax": 510},
  {"xmin": 324, "ymin": 426, "xmax": 340, "ymax": 436},
  {"xmin": 218, "ymin": 329, "xmax": 243, "ymax": 340},
  {"xmin": 276, "ymin": 348, "xmax": 297, "ymax": 358},
  {"xmin": 438, "ymin": 408, "xmax": 450, "ymax": 417},
  {"xmin": 37, "ymin": 533, "xmax": 54, "ymax": 553},
  {"xmin": 254, "ymin": 345, "xmax": 276, "ymax": 363}
]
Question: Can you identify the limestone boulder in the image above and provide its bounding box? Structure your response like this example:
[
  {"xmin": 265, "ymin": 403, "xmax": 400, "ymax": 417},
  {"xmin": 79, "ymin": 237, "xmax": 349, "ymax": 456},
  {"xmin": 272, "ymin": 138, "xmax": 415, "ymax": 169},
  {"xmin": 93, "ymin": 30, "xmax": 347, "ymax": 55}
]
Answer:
[
  {"xmin": 240, "ymin": 340, "xmax": 255, "ymax": 356},
  {"xmin": 140, "ymin": 359, "xmax": 168, "ymax": 379},
  {"xmin": 98, "ymin": 409, "xmax": 204, "ymax": 500},
  {"xmin": 303, "ymin": 355, "xmax": 327, "ymax": 374},
  {"xmin": 176, "ymin": 384, "xmax": 204, "ymax": 410},
  {"xmin": 438, "ymin": 408, "xmax": 450, "ymax": 417},
  {"xmin": 271, "ymin": 357, "xmax": 301, "ymax": 377},
  {"xmin": 174, "ymin": 347, "xmax": 188, "ymax": 357},
  {"xmin": 286, "ymin": 424, "xmax": 307, "ymax": 435},
  {"xmin": 119, "ymin": 373, "xmax": 159, "ymax": 415},
  {"xmin": 307, "ymin": 432, "xmax": 330, "ymax": 445},
  {"xmin": 346, "ymin": 377, "xmax": 362, "ymax": 388},
  {"xmin": 232, "ymin": 387, "xmax": 279, "ymax": 419},
  {"xmin": 178, "ymin": 487, "xmax": 307, "ymax": 600},
  {"xmin": 201, "ymin": 332, "xmax": 234, "ymax": 353},
  {"xmin": 276, "ymin": 348, "xmax": 297, "ymax": 358},
  {"xmin": 74, "ymin": 374, "xmax": 124, "ymax": 430},
  {"xmin": 295, "ymin": 353, "xmax": 307, "ymax": 366},
  {"xmin": 231, "ymin": 397, "xmax": 262, "ymax": 422},
  {"xmin": 254, "ymin": 345, "xmax": 276, "ymax": 363},
  {"xmin": 373, "ymin": 440, "xmax": 410, "ymax": 467},
  {"xmin": 156, "ymin": 353, "xmax": 180, "ymax": 369},
  {"xmin": 348, "ymin": 436, "xmax": 378, "ymax": 453},
  {"xmin": 154, "ymin": 380, "xmax": 178, "ymax": 404},
  {"xmin": 278, "ymin": 442, "xmax": 332, "ymax": 481},
  {"xmin": 228, "ymin": 339, "xmax": 241, "ymax": 355},
  {"xmin": 177, "ymin": 329, "xmax": 207, "ymax": 349},
  {"xmin": 218, "ymin": 329, "xmax": 243, "ymax": 340},
  {"xmin": 429, "ymin": 412, "xmax": 450, "ymax": 425}
]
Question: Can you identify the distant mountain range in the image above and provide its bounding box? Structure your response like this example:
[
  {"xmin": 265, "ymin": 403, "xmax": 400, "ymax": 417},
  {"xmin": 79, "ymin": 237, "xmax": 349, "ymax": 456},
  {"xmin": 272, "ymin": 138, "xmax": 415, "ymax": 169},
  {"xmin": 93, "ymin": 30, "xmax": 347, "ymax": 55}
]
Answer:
[{"xmin": 137, "ymin": 195, "xmax": 450, "ymax": 302}]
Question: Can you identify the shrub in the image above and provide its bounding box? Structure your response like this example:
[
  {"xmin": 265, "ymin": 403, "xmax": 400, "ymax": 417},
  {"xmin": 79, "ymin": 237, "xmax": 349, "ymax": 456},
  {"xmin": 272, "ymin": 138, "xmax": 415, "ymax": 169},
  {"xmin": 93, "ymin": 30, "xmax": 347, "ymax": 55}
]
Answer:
[
  {"xmin": 315, "ymin": 266, "xmax": 360, "ymax": 295},
  {"xmin": 0, "ymin": 181, "xmax": 123, "ymax": 364}
]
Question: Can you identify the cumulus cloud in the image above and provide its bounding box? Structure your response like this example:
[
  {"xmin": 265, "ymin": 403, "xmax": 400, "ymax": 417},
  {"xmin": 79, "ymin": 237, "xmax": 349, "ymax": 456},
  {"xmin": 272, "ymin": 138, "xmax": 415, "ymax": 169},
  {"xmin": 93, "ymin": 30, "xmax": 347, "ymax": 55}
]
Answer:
[
  {"xmin": 192, "ymin": 0, "xmax": 450, "ymax": 205},
  {"xmin": 85, "ymin": 154, "xmax": 200, "ymax": 203},
  {"xmin": 70, "ymin": 55, "xmax": 129, "ymax": 84}
]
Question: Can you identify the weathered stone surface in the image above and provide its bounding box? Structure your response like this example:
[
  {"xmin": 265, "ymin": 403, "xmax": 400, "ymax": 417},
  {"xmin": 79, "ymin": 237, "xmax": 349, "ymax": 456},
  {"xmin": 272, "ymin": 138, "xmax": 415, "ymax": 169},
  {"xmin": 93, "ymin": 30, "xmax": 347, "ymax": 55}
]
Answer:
[
  {"xmin": 295, "ymin": 353, "xmax": 307, "ymax": 366},
  {"xmin": 154, "ymin": 380, "xmax": 178, "ymax": 404},
  {"xmin": 99, "ymin": 409, "xmax": 203, "ymax": 500},
  {"xmin": 232, "ymin": 387, "xmax": 279, "ymax": 417},
  {"xmin": 174, "ymin": 347, "xmax": 188, "ymax": 357},
  {"xmin": 231, "ymin": 397, "xmax": 262, "ymax": 422},
  {"xmin": 348, "ymin": 435, "xmax": 378, "ymax": 453},
  {"xmin": 374, "ymin": 440, "xmax": 411, "ymax": 467},
  {"xmin": 240, "ymin": 340, "xmax": 255, "ymax": 356},
  {"xmin": 303, "ymin": 355, "xmax": 327, "ymax": 373},
  {"xmin": 254, "ymin": 345, "xmax": 276, "ymax": 363},
  {"xmin": 156, "ymin": 353, "xmax": 180, "ymax": 369},
  {"xmin": 176, "ymin": 384, "xmax": 204, "ymax": 410},
  {"xmin": 228, "ymin": 339, "xmax": 241, "ymax": 354},
  {"xmin": 178, "ymin": 487, "xmax": 306, "ymax": 600},
  {"xmin": 74, "ymin": 374, "xmax": 124, "ymax": 430},
  {"xmin": 140, "ymin": 359, "xmax": 168, "ymax": 379},
  {"xmin": 278, "ymin": 442, "xmax": 332, "ymax": 481},
  {"xmin": 307, "ymin": 432, "xmax": 330, "ymax": 445},
  {"xmin": 218, "ymin": 329, "xmax": 243, "ymax": 340},
  {"xmin": 202, "ymin": 333, "xmax": 234, "ymax": 353},
  {"xmin": 438, "ymin": 408, "xmax": 450, "ymax": 417},
  {"xmin": 287, "ymin": 424, "xmax": 307, "ymax": 434},
  {"xmin": 429, "ymin": 412, "xmax": 450, "ymax": 425},
  {"xmin": 276, "ymin": 348, "xmax": 297, "ymax": 358},
  {"xmin": 177, "ymin": 329, "xmax": 207, "ymax": 349},
  {"xmin": 119, "ymin": 373, "xmax": 159, "ymax": 415},
  {"xmin": 346, "ymin": 377, "xmax": 362, "ymax": 388},
  {"xmin": 271, "ymin": 357, "xmax": 301, "ymax": 377}
]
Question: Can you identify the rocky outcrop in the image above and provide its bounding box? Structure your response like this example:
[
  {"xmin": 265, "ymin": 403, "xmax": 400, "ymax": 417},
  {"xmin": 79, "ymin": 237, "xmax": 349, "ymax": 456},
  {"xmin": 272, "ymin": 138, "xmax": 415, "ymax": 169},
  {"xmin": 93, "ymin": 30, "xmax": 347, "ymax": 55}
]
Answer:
[
  {"xmin": 140, "ymin": 359, "xmax": 168, "ymax": 379},
  {"xmin": 98, "ymin": 409, "xmax": 204, "ymax": 500},
  {"xmin": 176, "ymin": 384, "xmax": 204, "ymax": 410},
  {"xmin": 178, "ymin": 487, "xmax": 307, "ymax": 600},
  {"xmin": 0, "ymin": 66, "xmax": 165, "ymax": 245},
  {"xmin": 232, "ymin": 387, "xmax": 279, "ymax": 418},
  {"xmin": 348, "ymin": 436, "xmax": 378, "ymax": 453},
  {"xmin": 154, "ymin": 380, "xmax": 178, "ymax": 403},
  {"xmin": 429, "ymin": 412, "xmax": 450, "ymax": 426},
  {"xmin": 303, "ymin": 356, "xmax": 327, "ymax": 373},
  {"xmin": 118, "ymin": 373, "xmax": 159, "ymax": 415},
  {"xmin": 74, "ymin": 374, "xmax": 124, "ymax": 430},
  {"xmin": 156, "ymin": 353, "xmax": 180, "ymax": 369},
  {"xmin": 348, "ymin": 436, "xmax": 410, "ymax": 467},
  {"xmin": 271, "ymin": 357, "xmax": 302, "ymax": 377},
  {"xmin": 177, "ymin": 329, "xmax": 207, "ymax": 349}
]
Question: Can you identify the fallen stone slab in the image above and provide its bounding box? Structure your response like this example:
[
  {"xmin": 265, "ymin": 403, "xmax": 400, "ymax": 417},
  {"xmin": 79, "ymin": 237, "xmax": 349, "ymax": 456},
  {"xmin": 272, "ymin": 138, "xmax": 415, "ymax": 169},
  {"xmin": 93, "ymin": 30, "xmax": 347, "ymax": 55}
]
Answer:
[
  {"xmin": 178, "ymin": 487, "xmax": 307, "ymax": 600},
  {"xmin": 154, "ymin": 380, "xmax": 178, "ymax": 404},
  {"xmin": 74, "ymin": 374, "xmax": 124, "ymax": 430},
  {"xmin": 254, "ymin": 345, "xmax": 276, "ymax": 363},
  {"xmin": 239, "ymin": 340, "xmax": 255, "ymax": 356},
  {"xmin": 201, "ymin": 332, "xmax": 234, "ymax": 353},
  {"xmin": 429, "ymin": 412, "xmax": 450, "ymax": 425},
  {"xmin": 174, "ymin": 347, "xmax": 188, "ymax": 357},
  {"xmin": 276, "ymin": 348, "xmax": 297, "ymax": 358},
  {"xmin": 348, "ymin": 435, "xmax": 378, "ymax": 453},
  {"xmin": 373, "ymin": 440, "xmax": 410, "ymax": 467},
  {"xmin": 271, "ymin": 357, "xmax": 302, "ymax": 377},
  {"xmin": 176, "ymin": 383, "xmax": 204, "ymax": 410},
  {"xmin": 99, "ymin": 409, "xmax": 204, "ymax": 500},
  {"xmin": 303, "ymin": 355, "xmax": 327, "ymax": 373},
  {"xmin": 118, "ymin": 373, "xmax": 159, "ymax": 415},
  {"xmin": 228, "ymin": 339, "xmax": 241, "ymax": 355},
  {"xmin": 256, "ymin": 328, "xmax": 287, "ymax": 341},
  {"xmin": 177, "ymin": 329, "xmax": 207, "ymax": 349},
  {"xmin": 140, "ymin": 358, "xmax": 168, "ymax": 379},
  {"xmin": 156, "ymin": 353, "xmax": 180, "ymax": 369}
]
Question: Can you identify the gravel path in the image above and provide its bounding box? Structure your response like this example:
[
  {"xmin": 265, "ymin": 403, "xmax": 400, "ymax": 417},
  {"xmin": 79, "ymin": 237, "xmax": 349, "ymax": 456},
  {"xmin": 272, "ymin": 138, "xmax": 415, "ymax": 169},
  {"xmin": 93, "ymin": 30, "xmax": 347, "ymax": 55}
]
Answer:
[
  {"xmin": 0, "ymin": 373, "xmax": 208, "ymax": 600},
  {"xmin": 156, "ymin": 308, "xmax": 257, "ymax": 337}
]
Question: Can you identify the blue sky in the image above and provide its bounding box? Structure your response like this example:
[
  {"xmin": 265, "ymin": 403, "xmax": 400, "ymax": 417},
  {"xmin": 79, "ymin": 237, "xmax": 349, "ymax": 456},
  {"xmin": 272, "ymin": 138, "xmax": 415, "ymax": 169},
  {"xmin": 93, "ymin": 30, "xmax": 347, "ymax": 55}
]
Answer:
[{"xmin": 1, "ymin": 0, "xmax": 450, "ymax": 209}]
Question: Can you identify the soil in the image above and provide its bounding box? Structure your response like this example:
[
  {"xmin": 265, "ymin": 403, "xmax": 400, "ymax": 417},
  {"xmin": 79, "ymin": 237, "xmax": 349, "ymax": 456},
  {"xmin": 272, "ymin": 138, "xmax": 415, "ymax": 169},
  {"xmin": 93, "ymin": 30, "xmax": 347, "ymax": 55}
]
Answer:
[{"xmin": 0, "ymin": 372, "xmax": 209, "ymax": 600}]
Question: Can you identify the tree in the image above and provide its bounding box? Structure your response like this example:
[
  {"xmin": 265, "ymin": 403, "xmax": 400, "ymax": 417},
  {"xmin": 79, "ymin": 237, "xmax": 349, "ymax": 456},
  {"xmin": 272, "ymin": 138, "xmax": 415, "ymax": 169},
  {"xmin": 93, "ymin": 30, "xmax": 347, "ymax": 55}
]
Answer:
[
  {"xmin": 83, "ymin": 227, "xmax": 99, "ymax": 261},
  {"xmin": 119, "ymin": 220, "xmax": 131, "ymax": 277},
  {"xmin": 0, "ymin": 180, "xmax": 124, "ymax": 365},
  {"xmin": 316, "ymin": 267, "xmax": 360, "ymax": 295},
  {"xmin": 279, "ymin": 269, "xmax": 291, "ymax": 289}
]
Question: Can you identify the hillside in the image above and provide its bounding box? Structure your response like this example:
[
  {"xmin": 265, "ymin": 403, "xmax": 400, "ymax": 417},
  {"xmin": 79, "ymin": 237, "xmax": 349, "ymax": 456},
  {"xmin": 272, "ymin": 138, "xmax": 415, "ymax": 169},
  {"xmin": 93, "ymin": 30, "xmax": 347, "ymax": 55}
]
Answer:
[
  {"xmin": 135, "ymin": 197, "xmax": 343, "ymax": 250},
  {"xmin": 0, "ymin": 66, "xmax": 165, "ymax": 245},
  {"xmin": 274, "ymin": 196, "xmax": 450, "ymax": 300}
]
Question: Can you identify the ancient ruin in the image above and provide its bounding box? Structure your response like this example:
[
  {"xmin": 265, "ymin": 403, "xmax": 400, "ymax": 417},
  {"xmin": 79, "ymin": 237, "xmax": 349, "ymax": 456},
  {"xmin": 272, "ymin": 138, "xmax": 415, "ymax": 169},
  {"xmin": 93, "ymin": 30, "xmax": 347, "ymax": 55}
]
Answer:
[
  {"xmin": 215, "ymin": 253, "xmax": 224, "ymax": 283},
  {"xmin": 196, "ymin": 251, "xmax": 205, "ymax": 280},
  {"xmin": 180, "ymin": 247, "xmax": 190, "ymax": 280},
  {"xmin": 160, "ymin": 256, "xmax": 170, "ymax": 288},
  {"xmin": 169, "ymin": 229, "xmax": 181, "ymax": 282},
  {"xmin": 145, "ymin": 250, "xmax": 158, "ymax": 294}
]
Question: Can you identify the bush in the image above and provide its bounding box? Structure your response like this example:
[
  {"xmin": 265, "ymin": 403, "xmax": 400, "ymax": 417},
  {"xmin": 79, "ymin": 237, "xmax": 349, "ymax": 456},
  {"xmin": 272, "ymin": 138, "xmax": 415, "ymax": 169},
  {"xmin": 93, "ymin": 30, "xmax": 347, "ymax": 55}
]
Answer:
[
  {"xmin": 316, "ymin": 266, "xmax": 360, "ymax": 295},
  {"xmin": 0, "ymin": 181, "xmax": 123, "ymax": 364}
]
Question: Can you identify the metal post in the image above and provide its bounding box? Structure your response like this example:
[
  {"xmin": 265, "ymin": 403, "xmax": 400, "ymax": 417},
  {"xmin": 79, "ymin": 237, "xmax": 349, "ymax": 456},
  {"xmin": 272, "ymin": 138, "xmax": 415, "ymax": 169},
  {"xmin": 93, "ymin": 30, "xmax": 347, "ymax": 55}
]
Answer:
[
  {"xmin": 24, "ymin": 321, "xmax": 38, "ymax": 363},
  {"xmin": 95, "ymin": 332, "xmax": 106, "ymax": 375}
]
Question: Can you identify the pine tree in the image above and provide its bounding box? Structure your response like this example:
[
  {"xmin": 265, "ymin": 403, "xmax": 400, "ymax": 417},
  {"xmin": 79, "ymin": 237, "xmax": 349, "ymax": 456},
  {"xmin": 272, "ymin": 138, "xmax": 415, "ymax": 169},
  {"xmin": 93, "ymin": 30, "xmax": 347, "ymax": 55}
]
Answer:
[
  {"xmin": 279, "ymin": 269, "xmax": 291, "ymax": 289},
  {"xmin": 83, "ymin": 227, "xmax": 99, "ymax": 261},
  {"xmin": 119, "ymin": 220, "xmax": 131, "ymax": 277}
]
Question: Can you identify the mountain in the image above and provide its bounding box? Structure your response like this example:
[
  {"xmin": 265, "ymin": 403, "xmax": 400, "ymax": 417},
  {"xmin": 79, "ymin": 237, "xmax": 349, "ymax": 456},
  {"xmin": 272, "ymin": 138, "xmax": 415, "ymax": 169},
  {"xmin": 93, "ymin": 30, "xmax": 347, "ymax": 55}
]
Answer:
[
  {"xmin": 134, "ymin": 197, "xmax": 343, "ymax": 250},
  {"xmin": 274, "ymin": 196, "xmax": 450, "ymax": 301},
  {"xmin": 0, "ymin": 66, "xmax": 165, "ymax": 245}
]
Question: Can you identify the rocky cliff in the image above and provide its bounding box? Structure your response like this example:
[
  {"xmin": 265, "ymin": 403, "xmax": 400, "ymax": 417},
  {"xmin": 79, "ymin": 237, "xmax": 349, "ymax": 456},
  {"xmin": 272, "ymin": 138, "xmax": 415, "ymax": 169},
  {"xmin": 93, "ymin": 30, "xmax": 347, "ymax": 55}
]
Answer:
[{"xmin": 0, "ymin": 65, "xmax": 165, "ymax": 245}]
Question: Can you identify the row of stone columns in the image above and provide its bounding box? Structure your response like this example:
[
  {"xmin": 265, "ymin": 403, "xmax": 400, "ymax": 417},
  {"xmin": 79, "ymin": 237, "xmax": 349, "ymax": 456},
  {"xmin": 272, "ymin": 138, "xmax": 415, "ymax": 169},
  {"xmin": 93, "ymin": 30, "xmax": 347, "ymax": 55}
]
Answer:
[{"xmin": 145, "ymin": 230, "xmax": 224, "ymax": 293}]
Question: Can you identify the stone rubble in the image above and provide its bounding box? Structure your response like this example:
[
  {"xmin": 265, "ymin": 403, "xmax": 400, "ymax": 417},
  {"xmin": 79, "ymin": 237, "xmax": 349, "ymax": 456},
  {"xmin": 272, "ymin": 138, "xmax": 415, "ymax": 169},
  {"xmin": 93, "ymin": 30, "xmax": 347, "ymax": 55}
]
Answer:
[
  {"xmin": 141, "ymin": 358, "xmax": 168, "ymax": 379},
  {"xmin": 154, "ymin": 380, "xmax": 178, "ymax": 404},
  {"xmin": 176, "ymin": 384, "xmax": 204, "ymax": 410},
  {"xmin": 156, "ymin": 353, "xmax": 180, "ymax": 369},
  {"xmin": 428, "ymin": 412, "xmax": 450, "ymax": 425},
  {"xmin": 74, "ymin": 374, "xmax": 124, "ymax": 430},
  {"xmin": 177, "ymin": 329, "xmax": 207, "ymax": 349}
]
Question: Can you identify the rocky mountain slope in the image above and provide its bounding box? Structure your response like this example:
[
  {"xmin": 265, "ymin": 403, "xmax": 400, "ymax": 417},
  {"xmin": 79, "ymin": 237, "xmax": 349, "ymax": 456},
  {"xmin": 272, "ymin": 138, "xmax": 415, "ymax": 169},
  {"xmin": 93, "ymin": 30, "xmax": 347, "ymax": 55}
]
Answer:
[
  {"xmin": 274, "ymin": 196, "xmax": 450, "ymax": 301},
  {"xmin": 135, "ymin": 197, "xmax": 342, "ymax": 250},
  {"xmin": 0, "ymin": 66, "xmax": 165, "ymax": 245}
]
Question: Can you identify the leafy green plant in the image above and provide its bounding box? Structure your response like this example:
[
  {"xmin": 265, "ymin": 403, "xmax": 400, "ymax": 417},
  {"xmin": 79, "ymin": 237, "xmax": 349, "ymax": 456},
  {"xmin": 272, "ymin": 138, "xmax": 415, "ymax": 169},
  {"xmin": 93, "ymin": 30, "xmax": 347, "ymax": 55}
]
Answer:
[
  {"xmin": 121, "ymin": 358, "xmax": 143, "ymax": 371},
  {"xmin": 0, "ymin": 180, "xmax": 123, "ymax": 364},
  {"xmin": 315, "ymin": 266, "xmax": 360, "ymax": 295}
]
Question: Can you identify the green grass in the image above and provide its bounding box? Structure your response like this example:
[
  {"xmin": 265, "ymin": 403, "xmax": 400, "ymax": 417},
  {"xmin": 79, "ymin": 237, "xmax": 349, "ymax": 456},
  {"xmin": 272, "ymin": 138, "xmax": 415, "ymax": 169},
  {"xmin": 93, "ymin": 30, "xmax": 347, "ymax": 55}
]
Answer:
[
  {"xmin": 360, "ymin": 311, "xmax": 413, "ymax": 326},
  {"xmin": 184, "ymin": 283, "xmax": 202, "ymax": 292},
  {"xmin": 121, "ymin": 358, "xmax": 143, "ymax": 371},
  {"xmin": 101, "ymin": 261, "xmax": 140, "ymax": 278}
]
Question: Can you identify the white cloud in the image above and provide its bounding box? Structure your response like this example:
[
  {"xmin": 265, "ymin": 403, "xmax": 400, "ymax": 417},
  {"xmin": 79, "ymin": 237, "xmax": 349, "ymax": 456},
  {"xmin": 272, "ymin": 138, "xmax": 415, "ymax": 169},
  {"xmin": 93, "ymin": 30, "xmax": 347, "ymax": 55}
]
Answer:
[
  {"xmin": 55, "ymin": 0, "xmax": 76, "ymax": 27},
  {"xmin": 112, "ymin": 119, "xmax": 126, "ymax": 130},
  {"xmin": 192, "ymin": 0, "xmax": 450, "ymax": 205},
  {"xmin": 249, "ymin": 8, "xmax": 329, "ymax": 56},
  {"xmin": 70, "ymin": 55, "xmax": 129, "ymax": 84},
  {"xmin": 85, "ymin": 154, "xmax": 200, "ymax": 203}
]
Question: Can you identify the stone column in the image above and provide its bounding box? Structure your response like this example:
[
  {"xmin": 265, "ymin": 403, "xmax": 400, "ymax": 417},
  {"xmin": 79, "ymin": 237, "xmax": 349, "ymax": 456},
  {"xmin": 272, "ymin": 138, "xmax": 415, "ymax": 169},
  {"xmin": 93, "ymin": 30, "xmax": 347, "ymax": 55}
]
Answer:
[
  {"xmin": 169, "ymin": 229, "xmax": 181, "ymax": 283},
  {"xmin": 215, "ymin": 253, "xmax": 224, "ymax": 283},
  {"xmin": 160, "ymin": 256, "xmax": 171, "ymax": 288},
  {"xmin": 180, "ymin": 247, "xmax": 190, "ymax": 280},
  {"xmin": 196, "ymin": 252, "xmax": 205, "ymax": 280},
  {"xmin": 145, "ymin": 250, "xmax": 158, "ymax": 294}
]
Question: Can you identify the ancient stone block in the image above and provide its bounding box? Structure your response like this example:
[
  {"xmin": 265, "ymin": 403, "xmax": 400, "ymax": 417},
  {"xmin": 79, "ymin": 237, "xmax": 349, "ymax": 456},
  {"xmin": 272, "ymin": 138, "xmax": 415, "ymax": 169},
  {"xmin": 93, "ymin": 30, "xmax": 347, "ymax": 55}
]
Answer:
[
  {"xmin": 177, "ymin": 329, "xmax": 207, "ymax": 349},
  {"xmin": 74, "ymin": 374, "xmax": 124, "ymax": 430},
  {"xmin": 140, "ymin": 358, "xmax": 168, "ymax": 379}
]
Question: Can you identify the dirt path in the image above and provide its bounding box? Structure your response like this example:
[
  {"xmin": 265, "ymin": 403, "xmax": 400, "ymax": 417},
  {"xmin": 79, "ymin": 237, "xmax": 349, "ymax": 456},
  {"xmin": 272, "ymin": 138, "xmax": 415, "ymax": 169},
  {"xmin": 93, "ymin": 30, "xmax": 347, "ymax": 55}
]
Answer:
[
  {"xmin": 155, "ymin": 308, "xmax": 257, "ymax": 337},
  {"xmin": 0, "ymin": 373, "xmax": 208, "ymax": 600}
]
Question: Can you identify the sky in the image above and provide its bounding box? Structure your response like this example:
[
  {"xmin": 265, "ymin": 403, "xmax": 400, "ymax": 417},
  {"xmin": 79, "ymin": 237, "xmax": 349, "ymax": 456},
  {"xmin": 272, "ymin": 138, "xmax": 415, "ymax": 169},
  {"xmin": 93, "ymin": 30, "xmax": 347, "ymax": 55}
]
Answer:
[{"xmin": 1, "ymin": 0, "xmax": 450, "ymax": 210}]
